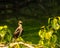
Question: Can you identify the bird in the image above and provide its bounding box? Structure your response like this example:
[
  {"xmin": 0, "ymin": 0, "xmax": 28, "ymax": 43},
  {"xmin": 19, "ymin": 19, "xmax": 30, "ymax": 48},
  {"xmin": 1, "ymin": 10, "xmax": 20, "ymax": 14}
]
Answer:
[{"xmin": 13, "ymin": 20, "xmax": 23, "ymax": 39}]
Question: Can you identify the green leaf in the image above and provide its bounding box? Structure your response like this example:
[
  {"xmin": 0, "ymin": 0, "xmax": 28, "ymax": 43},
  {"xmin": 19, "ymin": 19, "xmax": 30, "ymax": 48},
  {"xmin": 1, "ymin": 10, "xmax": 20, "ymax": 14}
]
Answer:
[
  {"xmin": 51, "ymin": 18, "xmax": 59, "ymax": 30},
  {"xmin": 51, "ymin": 35, "xmax": 57, "ymax": 43},
  {"xmin": 48, "ymin": 18, "xmax": 51, "ymax": 24}
]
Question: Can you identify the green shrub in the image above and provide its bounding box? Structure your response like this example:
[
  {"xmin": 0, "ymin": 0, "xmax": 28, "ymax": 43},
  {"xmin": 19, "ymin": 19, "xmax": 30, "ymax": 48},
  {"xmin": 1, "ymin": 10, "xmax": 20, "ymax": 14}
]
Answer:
[
  {"xmin": 0, "ymin": 25, "xmax": 12, "ymax": 43},
  {"xmin": 38, "ymin": 16, "xmax": 60, "ymax": 48}
]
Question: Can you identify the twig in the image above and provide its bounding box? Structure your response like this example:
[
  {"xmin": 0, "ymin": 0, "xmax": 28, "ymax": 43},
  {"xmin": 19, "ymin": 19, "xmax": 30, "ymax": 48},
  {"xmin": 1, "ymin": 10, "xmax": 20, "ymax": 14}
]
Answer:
[
  {"xmin": 0, "ymin": 44, "xmax": 8, "ymax": 48},
  {"xmin": 10, "ymin": 42, "xmax": 34, "ymax": 48},
  {"xmin": 0, "ymin": 42, "xmax": 34, "ymax": 48}
]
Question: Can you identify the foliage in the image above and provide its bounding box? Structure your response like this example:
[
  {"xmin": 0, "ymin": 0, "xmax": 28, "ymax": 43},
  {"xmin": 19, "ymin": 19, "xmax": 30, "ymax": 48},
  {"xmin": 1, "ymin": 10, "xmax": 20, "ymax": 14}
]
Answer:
[
  {"xmin": 0, "ymin": 16, "xmax": 60, "ymax": 48},
  {"xmin": 38, "ymin": 16, "xmax": 60, "ymax": 48},
  {"xmin": 0, "ymin": 25, "xmax": 12, "ymax": 43}
]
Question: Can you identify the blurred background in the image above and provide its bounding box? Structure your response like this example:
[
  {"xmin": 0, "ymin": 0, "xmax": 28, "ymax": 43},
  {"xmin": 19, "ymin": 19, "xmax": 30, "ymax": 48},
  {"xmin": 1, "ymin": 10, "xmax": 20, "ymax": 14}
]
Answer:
[
  {"xmin": 0, "ymin": 0, "xmax": 60, "ymax": 47},
  {"xmin": 0, "ymin": 0, "xmax": 60, "ymax": 20}
]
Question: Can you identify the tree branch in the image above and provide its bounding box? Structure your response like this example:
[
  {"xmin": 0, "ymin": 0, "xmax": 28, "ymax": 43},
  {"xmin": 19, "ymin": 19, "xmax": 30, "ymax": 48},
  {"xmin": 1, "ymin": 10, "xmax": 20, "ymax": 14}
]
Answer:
[{"xmin": 0, "ymin": 42, "xmax": 34, "ymax": 48}]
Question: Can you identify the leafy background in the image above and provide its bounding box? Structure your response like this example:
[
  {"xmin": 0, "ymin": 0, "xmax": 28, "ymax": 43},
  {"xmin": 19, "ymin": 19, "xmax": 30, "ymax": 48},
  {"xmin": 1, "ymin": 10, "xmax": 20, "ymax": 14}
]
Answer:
[{"xmin": 0, "ymin": 0, "xmax": 60, "ymax": 48}]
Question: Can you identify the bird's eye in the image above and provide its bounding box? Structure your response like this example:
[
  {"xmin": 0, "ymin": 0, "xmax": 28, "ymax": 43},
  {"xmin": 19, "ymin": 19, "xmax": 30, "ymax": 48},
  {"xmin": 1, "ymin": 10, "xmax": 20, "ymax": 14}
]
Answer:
[{"xmin": 20, "ymin": 23, "xmax": 22, "ymax": 24}]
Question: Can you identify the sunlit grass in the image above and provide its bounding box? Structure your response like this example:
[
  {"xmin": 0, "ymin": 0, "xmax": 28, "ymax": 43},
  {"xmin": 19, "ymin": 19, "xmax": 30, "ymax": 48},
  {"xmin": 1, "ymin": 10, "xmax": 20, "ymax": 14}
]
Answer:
[
  {"xmin": 0, "ymin": 16, "xmax": 60, "ymax": 48},
  {"xmin": 0, "ymin": 17, "xmax": 41, "ymax": 44}
]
